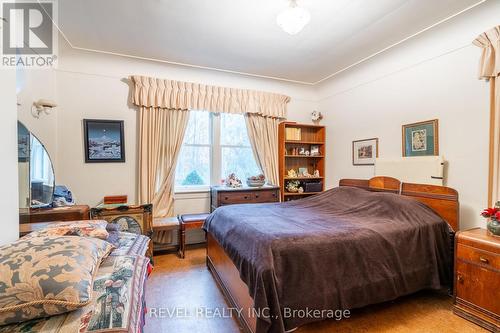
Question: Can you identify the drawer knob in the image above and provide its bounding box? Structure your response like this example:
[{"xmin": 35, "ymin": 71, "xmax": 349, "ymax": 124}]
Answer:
[
  {"xmin": 457, "ymin": 274, "xmax": 464, "ymax": 283},
  {"xmin": 255, "ymin": 194, "xmax": 259, "ymax": 198},
  {"xmin": 479, "ymin": 257, "xmax": 489, "ymax": 264},
  {"xmin": 224, "ymin": 197, "xmax": 229, "ymax": 200},
  {"xmin": 244, "ymin": 196, "xmax": 249, "ymax": 199}
]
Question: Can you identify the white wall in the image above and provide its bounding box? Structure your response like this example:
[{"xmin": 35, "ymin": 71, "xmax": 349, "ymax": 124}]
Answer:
[
  {"xmin": 53, "ymin": 40, "xmax": 317, "ymax": 209},
  {"xmin": 0, "ymin": 68, "xmax": 19, "ymax": 245},
  {"xmin": 317, "ymin": 1, "xmax": 500, "ymax": 230},
  {"xmin": 20, "ymin": 1, "xmax": 497, "ymax": 229},
  {"xmin": 17, "ymin": 69, "xmax": 58, "ymax": 171}
]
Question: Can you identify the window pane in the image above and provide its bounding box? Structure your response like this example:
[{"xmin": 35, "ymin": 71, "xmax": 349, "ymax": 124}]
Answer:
[
  {"xmin": 221, "ymin": 146, "xmax": 260, "ymax": 181},
  {"xmin": 183, "ymin": 111, "xmax": 210, "ymax": 145},
  {"xmin": 175, "ymin": 146, "xmax": 210, "ymax": 186},
  {"xmin": 220, "ymin": 113, "xmax": 250, "ymax": 146}
]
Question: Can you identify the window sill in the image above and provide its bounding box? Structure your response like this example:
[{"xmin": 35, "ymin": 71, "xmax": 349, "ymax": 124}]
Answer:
[{"xmin": 174, "ymin": 186, "xmax": 211, "ymax": 194}]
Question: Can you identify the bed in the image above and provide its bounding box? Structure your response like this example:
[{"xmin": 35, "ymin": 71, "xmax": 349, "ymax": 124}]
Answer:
[{"xmin": 204, "ymin": 176, "xmax": 459, "ymax": 333}]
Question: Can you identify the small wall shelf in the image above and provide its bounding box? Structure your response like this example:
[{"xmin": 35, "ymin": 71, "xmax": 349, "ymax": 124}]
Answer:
[{"xmin": 278, "ymin": 122, "xmax": 326, "ymax": 202}]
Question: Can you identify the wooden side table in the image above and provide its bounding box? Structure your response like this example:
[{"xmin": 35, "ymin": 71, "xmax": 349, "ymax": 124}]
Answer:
[
  {"xmin": 178, "ymin": 213, "xmax": 210, "ymax": 259},
  {"xmin": 453, "ymin": 228, "xmax": 500, "ymax": 332}
]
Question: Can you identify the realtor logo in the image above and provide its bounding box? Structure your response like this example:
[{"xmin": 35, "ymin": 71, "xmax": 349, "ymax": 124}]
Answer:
[{"xmin": 1, "ymin": 0, "xmax": 57, "ymax": 68}]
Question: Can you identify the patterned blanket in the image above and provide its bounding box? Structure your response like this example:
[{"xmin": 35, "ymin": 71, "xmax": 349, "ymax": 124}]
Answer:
[
  {"xmin": 108, "ymin": 232, "xmax": 150, "ymax": 257},
  {"xmin": 0, "ymin": 254, "xmax": 149, "ymax": 333}
]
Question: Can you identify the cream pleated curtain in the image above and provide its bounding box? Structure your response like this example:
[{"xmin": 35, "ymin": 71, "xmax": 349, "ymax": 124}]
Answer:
[
  {"xmin": 137, "ymin": 106, "xmax": 190, "ymax": 218},
  {"xmin": 130, "ymin": 75, "xmax": 289, "ymax": 218},
  {"xmin": 245, "ymin": 114, "xmax": 281, "ymax": 186},
  {"xmin": 473, "ymin": 26, "xmax": 500, "ymax": 206},
  {"xmin": 130, "ymin": 75, "xmax": 289, "ymax": 118}
]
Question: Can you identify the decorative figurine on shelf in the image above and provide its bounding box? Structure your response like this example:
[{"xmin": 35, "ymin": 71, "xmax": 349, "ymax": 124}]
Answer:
[
  {"xmin": 311, "ymin": 110, "xmax": 323, "ymax": 125},
  {"xmin": 287, "ymin": 169, "xmax": 298, "ymax": 178},
  {"xmin": 299, "ymin": 147, "xmax": 306, "ymax": 155},
  {"xmin": 298, "ymin": 187, "xmax": 304, "ymax": 193},
  {"xmin": 310, "ymin": 145, "xmax": 320, "ymax": 156},
  {"xmin": 313, "ymin": 170, "xmax": 320, "ymax": 178},
  {"xmin": 305, "ymin": 150, "xmax": 310, "ymax": 156},
  {"xmin": 286, "ymin": 180, "xmax": 301, "ymax": 193},
  {"xmin": 481, "ymin": 203, "xmax": 500, "ymax": 236},
  {"xmin": 225, "ymin": 173, "xmax": 242, "ymax": 188}
]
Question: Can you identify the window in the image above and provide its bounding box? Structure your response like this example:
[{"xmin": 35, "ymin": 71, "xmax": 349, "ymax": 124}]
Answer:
[
  {"xmin": 175, "ymin": 111, "xmax": 260, "ymax": 191},
  {"xmin": 175, "ymin": 111, "xmax": 211, "ymax": 188},
  {"xmin": 220, "ymin": 113, "xmax": 260, "ymax": 181}
]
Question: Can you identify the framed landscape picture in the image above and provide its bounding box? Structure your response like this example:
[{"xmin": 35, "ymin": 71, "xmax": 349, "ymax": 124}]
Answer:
[
  {"xmin": 83, "ymin": 119, "xmax": 125, "ymax": 163},
  {"xmin": 402, "ymin": 119, "xmax": 438, "ymax": 157},
  {"xmin": 352, "ymin": 138, "xmax": 378, "ymax": 166}
]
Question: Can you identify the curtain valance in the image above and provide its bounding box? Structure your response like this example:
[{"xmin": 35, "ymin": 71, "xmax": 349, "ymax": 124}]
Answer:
[
  {"xmin": 130, "ymin": 75, "xmax": 290, "ymax": 118},
  {"xmin": 473, "ymin": 26, "xmax": 500, "ymax": 79}
]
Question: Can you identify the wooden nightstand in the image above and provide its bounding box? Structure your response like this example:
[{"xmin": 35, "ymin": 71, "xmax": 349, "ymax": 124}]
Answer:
[{"xmin": 453, "ymin": 228, "xmax": 500, "ymax": 332}]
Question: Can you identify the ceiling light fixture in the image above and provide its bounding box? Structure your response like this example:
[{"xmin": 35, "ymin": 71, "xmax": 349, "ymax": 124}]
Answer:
[{"xmin": 276, "ymin": 0, "xmax": 310, "ymax": 35}]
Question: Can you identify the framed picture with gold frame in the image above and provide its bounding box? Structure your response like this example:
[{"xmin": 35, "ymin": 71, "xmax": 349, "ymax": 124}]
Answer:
[{"xmin": 402, "ymin": 119, "xmax": 439, "ymax": 157}]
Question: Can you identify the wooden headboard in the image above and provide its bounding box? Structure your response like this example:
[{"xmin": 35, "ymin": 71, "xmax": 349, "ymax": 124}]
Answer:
[{"xmin": 339, "ymin": 176, "xmax": 459, "ymax": 231}]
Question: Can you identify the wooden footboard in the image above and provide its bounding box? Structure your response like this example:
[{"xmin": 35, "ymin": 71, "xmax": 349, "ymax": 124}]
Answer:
[{"xmin": 206, "ymin": 233, "xmax": 256, "ymax": 333}]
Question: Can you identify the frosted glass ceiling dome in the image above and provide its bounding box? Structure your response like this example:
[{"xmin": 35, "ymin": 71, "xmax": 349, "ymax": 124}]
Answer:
[{"xmin": 276, "ymin": 0, "xmax": 311, "ymax": 35}]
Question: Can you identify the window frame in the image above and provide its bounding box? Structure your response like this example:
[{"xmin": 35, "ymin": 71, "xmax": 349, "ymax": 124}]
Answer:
[
  {"xmin": 174, "ymin": 112, "xmax": 214, "ymax": 193},
  {"xmin": 175, "ymin": 112, "xmax": 258, "ymax": 193}
]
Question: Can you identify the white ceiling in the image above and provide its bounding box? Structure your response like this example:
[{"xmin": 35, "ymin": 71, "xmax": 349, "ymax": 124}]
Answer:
[{"xmin": 58, "ymin": 0, "xmax": 483, "ymax": 84}]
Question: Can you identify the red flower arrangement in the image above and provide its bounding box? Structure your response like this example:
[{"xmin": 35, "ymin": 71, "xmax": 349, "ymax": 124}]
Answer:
[
  {"xmin": 482, "ymin": 206, "xmax": 500, "ymax": 236},
  {"xmin": 481, "ymin": 207, "xmax": 500, "ymax": 220}
]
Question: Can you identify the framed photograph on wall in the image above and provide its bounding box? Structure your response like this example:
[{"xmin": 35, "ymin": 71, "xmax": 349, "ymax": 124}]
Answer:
[
  {"xmin": 402, "ymin": 119, "xmax": 439, "ymax": 157},
  {"xmin": 352, "ymin": 138, "xmax": 378, "ymax": 166},
  {"xmin": 83, "ymin": 119, "xmax": 125, "ymax": 163}
]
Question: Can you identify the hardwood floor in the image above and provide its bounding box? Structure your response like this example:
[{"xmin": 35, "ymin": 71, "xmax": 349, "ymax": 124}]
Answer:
[{"xmin": 144, "ymin": 245, "xmax": 487, "ymax": 333}]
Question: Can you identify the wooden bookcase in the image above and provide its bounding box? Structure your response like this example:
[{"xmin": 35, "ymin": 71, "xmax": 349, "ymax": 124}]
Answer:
[{"xmin": 278, "ymin": 122, "xmax": 326, "ymax": 201}]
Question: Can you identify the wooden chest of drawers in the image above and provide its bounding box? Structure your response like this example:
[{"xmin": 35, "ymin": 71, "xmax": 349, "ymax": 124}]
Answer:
[
  {"xmin": 210, "ymin": 185, "xmax": 280, "ymax": 212},
  {"xmin": 19, "ymin": 205, "xmax": 90, "ymax": 224},
  {"xmin": 453, "ymin": 228, "xmax": 500, "ymax": 332}
]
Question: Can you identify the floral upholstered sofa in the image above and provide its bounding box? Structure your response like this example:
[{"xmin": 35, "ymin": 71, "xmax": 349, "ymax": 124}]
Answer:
[{"xmin": 0, "ymin": 221, "xmax": 151, "ymax": 333}]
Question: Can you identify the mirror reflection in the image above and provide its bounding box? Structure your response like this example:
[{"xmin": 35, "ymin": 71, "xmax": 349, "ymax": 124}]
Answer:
[{"xmin": 17, "ymin": 122, "xmax": 55, "ymax": 208}]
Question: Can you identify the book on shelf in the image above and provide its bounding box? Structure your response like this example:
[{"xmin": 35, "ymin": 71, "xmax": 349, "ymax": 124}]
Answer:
[{"xmin": 285, "ymin": 127, "xmax": 301, "ymax": 141}]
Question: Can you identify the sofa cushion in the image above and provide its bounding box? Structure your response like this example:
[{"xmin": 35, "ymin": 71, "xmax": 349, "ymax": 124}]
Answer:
[{"xmin": 0, "ymin": 236, "xmax": 114, "ymax": 325}]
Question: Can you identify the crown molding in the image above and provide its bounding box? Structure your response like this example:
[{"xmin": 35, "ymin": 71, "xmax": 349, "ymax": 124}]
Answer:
[{"xmin": 45, "ymin": 0, "xmax": 486, "ymax": 86}]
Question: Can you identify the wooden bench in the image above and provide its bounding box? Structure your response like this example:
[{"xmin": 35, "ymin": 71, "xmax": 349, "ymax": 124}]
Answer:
[
  {"xmin": 152, "ymin": 217, "xmax": 180, "ymax": 253},
  {"xmin": 178, "ymin": 213, "xmax": 210, "ymax": 259}
]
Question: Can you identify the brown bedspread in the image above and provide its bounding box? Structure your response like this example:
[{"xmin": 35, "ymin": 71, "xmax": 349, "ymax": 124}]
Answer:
[{"xmin": 203, "ymin": 186, "xmax": 452, "ymax": 333}]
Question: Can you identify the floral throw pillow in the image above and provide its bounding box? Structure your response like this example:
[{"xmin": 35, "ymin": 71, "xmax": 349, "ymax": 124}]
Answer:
[
  {"xmin": 25, "ymin": 220, "xmax": 109, "ymax": 240},
  {"xmin": 0, "ymin": 236, "xmax": 114, "ymax": 326}
]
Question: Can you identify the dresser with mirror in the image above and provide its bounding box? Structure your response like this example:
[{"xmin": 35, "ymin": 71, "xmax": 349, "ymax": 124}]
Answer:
[{"xmin": 18, "ymin": 121, "xmax": 90, "ymax": 226}]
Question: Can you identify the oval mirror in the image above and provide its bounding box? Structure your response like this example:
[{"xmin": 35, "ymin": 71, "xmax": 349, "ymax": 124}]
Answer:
[{"xmin": 18, "ymin": 122, "xmax": 56, "ymax": 208}]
